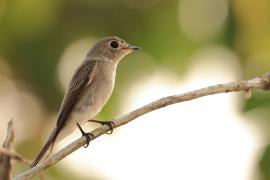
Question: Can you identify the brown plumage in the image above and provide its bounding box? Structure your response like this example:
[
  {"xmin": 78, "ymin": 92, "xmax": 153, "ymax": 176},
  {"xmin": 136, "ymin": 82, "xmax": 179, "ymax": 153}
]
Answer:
[{"xmin": 31, "ymin": 36, "xmax": 139, "ymax": 167}]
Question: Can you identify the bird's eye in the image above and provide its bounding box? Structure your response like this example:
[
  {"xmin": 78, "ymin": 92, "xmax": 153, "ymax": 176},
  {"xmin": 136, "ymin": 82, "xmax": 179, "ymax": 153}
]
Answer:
[{"xmin": 110, "ymin": 41, "xmax": 119, "ymax": 49}]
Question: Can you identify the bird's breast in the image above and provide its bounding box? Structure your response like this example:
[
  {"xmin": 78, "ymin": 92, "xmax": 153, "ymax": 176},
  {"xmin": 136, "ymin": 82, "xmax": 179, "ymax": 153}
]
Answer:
[{"xmin": 73, "ymin": 63, "xmax": 117, "ymax": 121}]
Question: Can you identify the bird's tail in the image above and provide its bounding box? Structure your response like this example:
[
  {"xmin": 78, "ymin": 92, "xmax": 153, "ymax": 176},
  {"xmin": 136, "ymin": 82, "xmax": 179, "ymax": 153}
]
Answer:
[{"xmin": 31, "ymin": 128, "xmax": 57, "ymax": 167}]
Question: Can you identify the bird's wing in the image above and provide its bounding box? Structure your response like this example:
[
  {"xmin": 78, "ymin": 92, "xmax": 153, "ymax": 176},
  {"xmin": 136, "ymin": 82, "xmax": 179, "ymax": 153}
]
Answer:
[
  {"xmin": 31, "ymin": 60, "xmax": 97, "ymax": 167},
  {"xmin": 56, "ymin": 60, "xmax": 97, "ymax": 129}
]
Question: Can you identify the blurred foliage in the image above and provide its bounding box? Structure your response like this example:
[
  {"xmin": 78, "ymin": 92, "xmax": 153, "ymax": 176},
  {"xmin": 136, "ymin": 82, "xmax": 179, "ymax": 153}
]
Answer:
[
  {"xmin": 0, "ymin": 0, "xmax": 270, "ymax": 179},
  {"xmin": 260, "ymin": 144, "xmax": 270, "ymax": 180}
]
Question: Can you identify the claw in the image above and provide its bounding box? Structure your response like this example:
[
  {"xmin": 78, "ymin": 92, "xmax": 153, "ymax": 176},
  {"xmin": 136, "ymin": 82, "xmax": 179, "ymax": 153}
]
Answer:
[
  {"xmin": 102, "ymin": 121, "xmax": 115, "ymax": 134},
  {"xmin": 76, "ymin": 123, "xmax": 93, "ymax": 148},
  {"xmin": 88, "ymin": 119, "xmax": 115, "ymax": 134}
]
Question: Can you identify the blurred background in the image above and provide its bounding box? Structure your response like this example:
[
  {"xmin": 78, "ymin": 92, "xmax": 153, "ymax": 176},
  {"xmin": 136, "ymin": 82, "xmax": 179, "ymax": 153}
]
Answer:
[{"xmin": 0, "ymin": 0, "xmax": 270, "ymax": 179}]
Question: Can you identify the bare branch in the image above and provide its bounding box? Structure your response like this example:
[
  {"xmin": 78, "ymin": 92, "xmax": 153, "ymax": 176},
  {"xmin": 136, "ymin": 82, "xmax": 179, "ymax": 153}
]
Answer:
[
  {"xmin": 0, "ymin": 120, "xmax": 15, "ymax": 180},
  {"xmin": 0, "ymin": 148, "xmax": 31, "ymax": 166},
  {"xmin": 13, "ymin": 72, "xmax": 270, "ymax": 180}
]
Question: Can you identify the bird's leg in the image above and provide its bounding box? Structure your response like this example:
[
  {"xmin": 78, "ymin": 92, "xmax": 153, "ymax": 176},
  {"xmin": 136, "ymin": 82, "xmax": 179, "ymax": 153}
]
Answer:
[
  {"xmin": 76, "ymin": 123, "xmax": 94, "ymax": 148},
  {"xmin": 87, "ymin": 119, "xmax": 115, "ymax": 134}
]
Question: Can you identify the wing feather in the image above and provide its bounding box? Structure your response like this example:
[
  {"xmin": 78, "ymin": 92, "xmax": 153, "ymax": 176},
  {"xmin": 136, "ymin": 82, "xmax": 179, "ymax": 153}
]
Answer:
[{"xmin": 31, "ymin": 60, "xmax": 97, "ymax": 167}]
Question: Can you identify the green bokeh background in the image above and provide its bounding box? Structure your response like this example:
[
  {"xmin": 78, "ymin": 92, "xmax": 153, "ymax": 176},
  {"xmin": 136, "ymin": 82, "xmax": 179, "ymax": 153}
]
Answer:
[{"xmin": 0, "ymin": 0, "xmax": 270, "ymax": 179}]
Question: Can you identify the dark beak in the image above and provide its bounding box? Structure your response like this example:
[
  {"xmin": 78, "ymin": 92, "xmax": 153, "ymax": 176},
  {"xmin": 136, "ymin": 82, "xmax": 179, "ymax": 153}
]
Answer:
[{"xmin": 125, "ymin": 45, "xmax": 140, "ymax": 51}]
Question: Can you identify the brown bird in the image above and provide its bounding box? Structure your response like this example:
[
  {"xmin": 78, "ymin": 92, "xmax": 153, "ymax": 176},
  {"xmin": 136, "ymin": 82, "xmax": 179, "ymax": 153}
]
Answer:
[{"xmin": 31, "ymin": 36, "xmax": 139, "ymax": 167}]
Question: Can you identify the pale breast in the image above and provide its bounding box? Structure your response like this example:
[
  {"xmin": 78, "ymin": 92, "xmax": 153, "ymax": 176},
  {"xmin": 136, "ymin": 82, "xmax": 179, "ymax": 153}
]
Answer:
[{"xmin": 73, "ymin": 62, "xmax": 117, "ymax": 122}]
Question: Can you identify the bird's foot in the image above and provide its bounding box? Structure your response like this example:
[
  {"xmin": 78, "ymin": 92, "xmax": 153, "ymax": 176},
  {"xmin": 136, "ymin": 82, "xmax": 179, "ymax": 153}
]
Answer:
[
  {"xmin": 76, "ymin": 123, "xmax": 94, "ymax": 148},
  {"xmin": 87, "ymin": 119, "xmax": 115, "ymax": 134}
]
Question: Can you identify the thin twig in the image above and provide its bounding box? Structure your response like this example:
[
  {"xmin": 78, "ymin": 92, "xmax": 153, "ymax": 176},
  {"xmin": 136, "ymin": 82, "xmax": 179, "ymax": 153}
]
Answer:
[
  {"xmin": 0, "ymin": 120, "xmax": 15, "ymax": 180},
  {"xmin": 0, "ymin": 148, "xmax": 31, "ymax": 166},
  {"xmin": 13, "ymin": 72, "xmax": 270, "ymax": 180}
]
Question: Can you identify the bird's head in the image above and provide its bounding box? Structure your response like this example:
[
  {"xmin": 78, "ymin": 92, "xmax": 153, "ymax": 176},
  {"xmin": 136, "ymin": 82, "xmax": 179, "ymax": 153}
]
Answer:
[{"xmin": 88, "ymin": 36, "xmax": 140, "ymax": 63}]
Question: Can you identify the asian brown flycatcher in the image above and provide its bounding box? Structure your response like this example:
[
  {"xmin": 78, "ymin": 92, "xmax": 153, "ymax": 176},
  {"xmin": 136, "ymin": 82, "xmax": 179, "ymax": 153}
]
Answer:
[{"xmin": 31, "ymin": 36, "xmax": 139, "ymax": 167}]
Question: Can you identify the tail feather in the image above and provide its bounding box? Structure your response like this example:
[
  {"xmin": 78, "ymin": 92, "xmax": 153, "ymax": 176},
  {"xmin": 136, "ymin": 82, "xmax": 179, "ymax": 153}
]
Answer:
[{"xmin": 31, "ymin": 129, "xmax": 57, "ymax": 167}]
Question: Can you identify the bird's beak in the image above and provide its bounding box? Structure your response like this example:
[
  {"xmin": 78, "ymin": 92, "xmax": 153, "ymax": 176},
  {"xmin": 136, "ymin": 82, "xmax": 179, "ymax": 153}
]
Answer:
[{"xmin": 124, "ymin": 45, "xmax": 140, "ymax": 51}]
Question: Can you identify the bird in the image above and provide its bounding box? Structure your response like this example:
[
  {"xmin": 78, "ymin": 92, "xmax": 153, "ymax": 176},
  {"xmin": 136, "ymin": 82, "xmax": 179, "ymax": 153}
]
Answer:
[{"xmin": 31, "ymin": 36, "xmax": 139, "ymax": 167}]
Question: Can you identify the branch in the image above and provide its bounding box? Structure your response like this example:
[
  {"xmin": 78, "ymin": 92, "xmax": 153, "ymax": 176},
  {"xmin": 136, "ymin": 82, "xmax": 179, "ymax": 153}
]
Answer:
[
  {"xmin": 0, "ymin": 148, "xmax": 31, "ymax": 166},
  {"xmin": 13, "ymin": 72, "xmax": 270, "ymax": 180},
  {"xmin": 0, "ymin": 120, "xmax": 15, "ymax": 180}
]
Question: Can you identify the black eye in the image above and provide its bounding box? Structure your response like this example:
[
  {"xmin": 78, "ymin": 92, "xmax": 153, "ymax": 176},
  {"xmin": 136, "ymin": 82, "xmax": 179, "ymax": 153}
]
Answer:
[{"xmin": 110, "ymin": 41, "xmax": 119, "ymax": 49}]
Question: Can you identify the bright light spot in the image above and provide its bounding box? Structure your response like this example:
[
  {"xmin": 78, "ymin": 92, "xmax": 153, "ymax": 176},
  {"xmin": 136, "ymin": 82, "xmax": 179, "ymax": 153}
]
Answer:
[
  {"xmin": 61, "ymin": 47, "xmax": 263, "ymax": 180},
  {"xmin": 179, "ymin": 0, "xmax": 228, "ymax": 41},
  {"xmin": 0, "ymin": 59, "xmax": 44, "ymax": 143}
]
